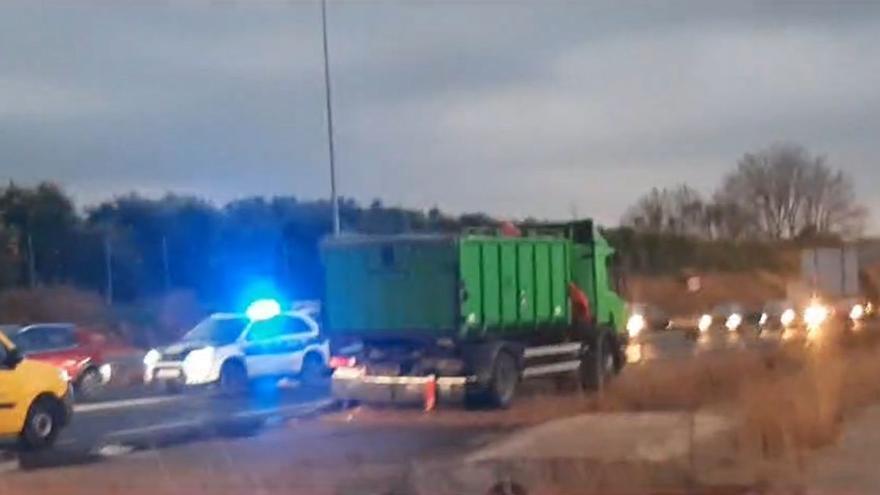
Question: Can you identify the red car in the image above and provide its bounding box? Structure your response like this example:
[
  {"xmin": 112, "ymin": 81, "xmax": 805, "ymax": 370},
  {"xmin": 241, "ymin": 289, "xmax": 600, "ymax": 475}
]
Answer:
[{"xmin": 0, "ymin": 323, "xmax": 142, "ymax": 400}]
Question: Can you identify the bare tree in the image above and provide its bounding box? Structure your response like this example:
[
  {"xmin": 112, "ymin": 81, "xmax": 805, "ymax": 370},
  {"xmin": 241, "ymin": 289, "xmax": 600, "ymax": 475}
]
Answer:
[
  {"xmin": 623, "ymin": 184, "xmax": 706, "ymax": 236},
  {"xmin": 717, "ymin": 143, "xmax": 866, "ymax": 239}
]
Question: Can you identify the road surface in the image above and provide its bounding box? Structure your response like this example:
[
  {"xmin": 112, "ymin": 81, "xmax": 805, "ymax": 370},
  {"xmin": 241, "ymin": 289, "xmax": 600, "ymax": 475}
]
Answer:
[{"xmin": 0, "ymin": 328, "xmax": 788, "ymax": 493}]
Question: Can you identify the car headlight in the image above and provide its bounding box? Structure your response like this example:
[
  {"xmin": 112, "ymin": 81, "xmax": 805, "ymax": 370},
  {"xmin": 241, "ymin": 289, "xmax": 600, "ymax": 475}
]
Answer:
[
  {"xmin": 780, "ymin": 309, "xmax": 796, "ymax": 327},
  {"xmin": 627, "ymin": 314, "xmax": 646, "ymax": 338},
  {"xmin": 182, "ymin": 347, "xmax": 215, "ymax": 380},
  {"xmin": 759, "ymin": 313, "xmax": 768, "ymax": 326},
  {"xmin": 143, "ymin": 349, "xmax": 161, "ymax": 368},
  {"xmin": 725, "ymin": 313, "xmax": 742, "ymax": 331},
  {"xmin": 59, "ymin": 369, "xmax": 70, "ymax": 383},
  {"xmin": 804, "ymin": 302, "xmax": 829, "ymax": 329},
  {"xmin": 698, "ymin": 314, "xmax": 712, "ymax": 332},
  {"xmin": 850, "ymin": 304, "xmax": 865, "ymax": 321}
]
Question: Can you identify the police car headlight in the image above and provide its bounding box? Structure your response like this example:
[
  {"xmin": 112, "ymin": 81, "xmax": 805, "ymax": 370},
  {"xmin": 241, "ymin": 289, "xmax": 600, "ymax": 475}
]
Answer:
[
  {"xmin": 144, "ymin": 349, "xmax": 161, "ymax": 368},
  {"xmin": 183, "ymin": 347, "xmax": 215, "ymax": 380}
]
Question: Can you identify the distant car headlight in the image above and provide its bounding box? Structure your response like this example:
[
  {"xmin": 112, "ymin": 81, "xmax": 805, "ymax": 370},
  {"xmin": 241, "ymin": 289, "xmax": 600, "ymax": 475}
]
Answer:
[
  {"xmin": 780, "ymin": 309, "xmax": 796, "ymax": 327},
  {"xmin": 725, "ymin": 313, "xmax": 742, "ymax": 331},
  {"xmin": 759, "ymin": 313, "xmax": 768, "ymax": 326},
  {"xmin": 698, "ymin": 314, "xmax": 712, "ymax": 332},
  {"xmin": 182, "ymin": 347, "xmax": 215, "ymax": 381},
  {"xmin": 143, "ymin": 349, "xmax": 161, "ymax": 368},
  {"xmin": 850, "ymin": 304, "xmax": 865, "ymax": 321},
  {"xmin": 804, "ymin": 302, "xmax": 829, "ymax": 329},
  {"xmin": 627, "ymin": 314, "xmax": 646, "ymax": 338}
]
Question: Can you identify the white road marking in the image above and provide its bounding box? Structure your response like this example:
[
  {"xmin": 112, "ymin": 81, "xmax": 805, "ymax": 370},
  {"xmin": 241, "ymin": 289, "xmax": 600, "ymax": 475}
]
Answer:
[
  {"xmin": 100, "ymin": 398, "xmax": 334, "ymax": 438},
  {"xmin": 104, "ymin": 419, "xmax": 202, "ymax": 438},
  {"xmin": 231, "ymin": 399, "xmax": 335, "ymax": 419},
  {"xmin": 74, "ymin": 396, "xmax": 183, "ymax": 413}
]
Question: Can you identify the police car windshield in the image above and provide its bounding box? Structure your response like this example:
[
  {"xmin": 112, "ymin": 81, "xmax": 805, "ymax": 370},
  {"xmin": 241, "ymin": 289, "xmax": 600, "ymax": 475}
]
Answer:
[{"xmin": 183, "ymin": 317, "xmax": 248, "ymax": 345}]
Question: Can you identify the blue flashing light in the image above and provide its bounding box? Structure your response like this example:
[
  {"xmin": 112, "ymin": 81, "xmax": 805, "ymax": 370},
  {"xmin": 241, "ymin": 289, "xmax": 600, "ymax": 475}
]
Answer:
[{"xmin": 246, "ymin": 299, "xmax": 282, "ymax": 322}]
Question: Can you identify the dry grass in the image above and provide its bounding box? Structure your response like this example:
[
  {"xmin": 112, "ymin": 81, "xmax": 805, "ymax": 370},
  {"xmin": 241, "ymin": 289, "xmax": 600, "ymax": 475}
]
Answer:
[
  {"xmin": 627, "ymin": 271, "xmax": 789, "ymax": 315},
  {"xmin": 332, "ymin": 327, "xmax": 880, "ymax": 472}
]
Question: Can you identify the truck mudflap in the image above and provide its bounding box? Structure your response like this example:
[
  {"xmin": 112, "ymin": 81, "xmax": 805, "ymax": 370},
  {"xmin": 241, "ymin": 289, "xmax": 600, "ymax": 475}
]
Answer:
[{"xmin": 332, "ymin": 368, "xmax": 473, "ymax": 405}]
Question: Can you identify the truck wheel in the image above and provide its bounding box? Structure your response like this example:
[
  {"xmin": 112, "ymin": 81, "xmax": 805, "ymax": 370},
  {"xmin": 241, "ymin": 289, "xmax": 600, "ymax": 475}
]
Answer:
[
  {"xmin": 20, "ymin": 397, "xmax": 62, "ymax": 450},
  {"xmin": 581, "ymin": 336, "xmax": 615, "ymax": 391},
  {"xmin": 219, "ymin": 361, "xmax": 248, "ymax": 395},
  {"xmin": 75, "ymin": 368, "xmax": 104, "ymax": 402},
  {"xmin": 487, "ymin": 351, "xmax": 518, "ymax": 408}
]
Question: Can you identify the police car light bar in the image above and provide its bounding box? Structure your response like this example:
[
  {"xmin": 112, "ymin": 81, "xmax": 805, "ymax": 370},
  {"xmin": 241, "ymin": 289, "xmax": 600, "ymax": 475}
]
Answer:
[{"xmin": 246, "ymin": 299, "xmax": 282, "ymax": 321}]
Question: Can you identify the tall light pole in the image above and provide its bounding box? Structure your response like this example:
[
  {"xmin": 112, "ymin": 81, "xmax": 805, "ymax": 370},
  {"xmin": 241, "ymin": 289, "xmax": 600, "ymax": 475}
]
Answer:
[{"xmin": 321, "ymin": 0, "xmax": 340, "ymax": 235}]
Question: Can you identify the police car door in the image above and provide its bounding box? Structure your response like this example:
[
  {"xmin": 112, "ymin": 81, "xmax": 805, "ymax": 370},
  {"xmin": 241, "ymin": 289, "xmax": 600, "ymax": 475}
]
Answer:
[{"xmin": 244, "ymin": 315, "xmax": 312, "ymax": 377}]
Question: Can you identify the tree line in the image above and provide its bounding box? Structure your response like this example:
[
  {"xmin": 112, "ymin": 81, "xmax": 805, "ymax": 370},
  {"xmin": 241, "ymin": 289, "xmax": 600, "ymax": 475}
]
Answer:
[
  {"xmin": 623, "ymin": 143, "xmax": 867, "ymax": 242},
  {"xmin": 0, "ymin": 184, "xmax": 495, "ymax": 306}
]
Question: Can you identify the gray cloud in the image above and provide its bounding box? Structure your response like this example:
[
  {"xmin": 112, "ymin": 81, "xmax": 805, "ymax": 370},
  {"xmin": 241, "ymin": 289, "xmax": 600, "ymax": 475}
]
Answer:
[{"xmin": 1, "ymin": 1, "xmax": 879, "ymax": 228}]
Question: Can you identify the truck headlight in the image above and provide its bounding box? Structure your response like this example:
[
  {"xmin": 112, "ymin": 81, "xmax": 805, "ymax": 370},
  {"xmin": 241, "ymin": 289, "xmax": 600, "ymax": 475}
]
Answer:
[
  {"xmin": 143, "ymin": 349, "xmax": 161, "ymax": 368},
  {"xmin": 627, "ymin": 314, "xmax": 646, "ymax": 338},
  {"xmin": 698, "ymin": 314, "xmax": 712, "ymax": 332},
  {"xmin": 183, "ymin": 347, "xmax": 215, "ymax": 380}
]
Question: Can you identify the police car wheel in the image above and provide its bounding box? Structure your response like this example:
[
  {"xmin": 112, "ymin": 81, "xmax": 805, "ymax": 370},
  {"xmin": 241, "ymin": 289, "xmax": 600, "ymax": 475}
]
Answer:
[
  {"xmin": 219, "ymin": 361, "xmax": 248, "ymax": 394},
  {"xmin": 300, "ymin": 353, "xmax": 325, "ymax": 386}
]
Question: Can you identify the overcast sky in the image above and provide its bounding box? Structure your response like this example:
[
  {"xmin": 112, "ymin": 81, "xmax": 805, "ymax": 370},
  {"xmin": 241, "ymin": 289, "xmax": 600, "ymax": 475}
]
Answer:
[{"xmin": 2, "ymin": 1, "xmax": 879, "ymax": 228}]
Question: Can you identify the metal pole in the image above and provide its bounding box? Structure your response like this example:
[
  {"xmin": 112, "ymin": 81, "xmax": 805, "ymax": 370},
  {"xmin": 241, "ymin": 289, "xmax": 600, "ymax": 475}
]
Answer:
[
  {"xmin": 321, "ymin": 0, "xmax": 340, "ymax": 235},
  {"xmin": 104, "ymin": 236, "xmax": 113, "ymax": 305},
  {"xmin": 161, "ymin": 236, "xmax": 171, "ymax": 291},
  {"xmin": 26, "ymin": 233, "xmax": 36, "ymax": 288}
]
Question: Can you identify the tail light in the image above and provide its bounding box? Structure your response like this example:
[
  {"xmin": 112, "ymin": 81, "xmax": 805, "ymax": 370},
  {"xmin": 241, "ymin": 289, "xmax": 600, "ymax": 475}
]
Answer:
[{"xmin": 329, "ymin": 356, "xmax": 357, "ymax": 369}]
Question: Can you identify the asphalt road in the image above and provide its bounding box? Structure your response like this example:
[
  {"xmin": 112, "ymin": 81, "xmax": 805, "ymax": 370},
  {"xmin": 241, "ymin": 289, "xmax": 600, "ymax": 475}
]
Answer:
[{"xmin": 0, "ymin": 328, "xmax": 786, "ymax": 485}]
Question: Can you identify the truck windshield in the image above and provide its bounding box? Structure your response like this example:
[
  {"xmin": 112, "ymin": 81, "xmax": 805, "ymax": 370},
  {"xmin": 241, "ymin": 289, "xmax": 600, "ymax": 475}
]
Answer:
[{"xmin": 182, "ymin": 318, "xmax": 248, "ymax": 345}]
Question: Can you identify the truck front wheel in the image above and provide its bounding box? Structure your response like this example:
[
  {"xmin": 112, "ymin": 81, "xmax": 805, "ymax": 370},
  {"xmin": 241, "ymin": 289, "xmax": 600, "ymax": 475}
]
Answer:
[
  {"xmin": 581, "ymin": 336, "xmax": 615, "ymax": 391},
  {"xmin": 486, "ymin": 351, "xmax": 519, "ymax": 408}
]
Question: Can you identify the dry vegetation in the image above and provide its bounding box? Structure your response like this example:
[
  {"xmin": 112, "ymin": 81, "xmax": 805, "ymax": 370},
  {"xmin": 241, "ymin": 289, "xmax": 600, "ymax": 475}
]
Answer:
[{"xmin": 332, "ymin": 325, "xmax": 880, "ymax": 473}]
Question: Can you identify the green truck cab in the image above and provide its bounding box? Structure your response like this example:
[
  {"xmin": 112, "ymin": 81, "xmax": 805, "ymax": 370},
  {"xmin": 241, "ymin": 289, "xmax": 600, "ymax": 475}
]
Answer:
[{"xmin": 324, "ymin": 220, "xmax": 626, "ymax": 408}]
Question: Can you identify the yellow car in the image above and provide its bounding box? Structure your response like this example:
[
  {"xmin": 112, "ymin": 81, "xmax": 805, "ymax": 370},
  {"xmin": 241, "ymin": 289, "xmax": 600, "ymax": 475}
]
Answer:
[{"xmin": 0, "ymin": 332, "xmax": 73, "ymax": 450}]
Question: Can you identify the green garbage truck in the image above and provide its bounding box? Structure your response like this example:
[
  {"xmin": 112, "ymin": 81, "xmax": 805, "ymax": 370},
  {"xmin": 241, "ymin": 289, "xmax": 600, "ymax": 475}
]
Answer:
[{"xmin": 323, "ymin": 220, "xmax": 627, "ymax": 408}]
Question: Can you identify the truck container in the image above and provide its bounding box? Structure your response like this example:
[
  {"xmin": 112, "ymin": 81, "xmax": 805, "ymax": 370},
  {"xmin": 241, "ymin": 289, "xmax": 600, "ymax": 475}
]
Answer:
[
  {"xmin": 323, "ymin": 235, "xmax": 572, "ymax": 339},
  {"xmin": 324, "ymin": 220, "xmax": 627, "ymax": 408}
]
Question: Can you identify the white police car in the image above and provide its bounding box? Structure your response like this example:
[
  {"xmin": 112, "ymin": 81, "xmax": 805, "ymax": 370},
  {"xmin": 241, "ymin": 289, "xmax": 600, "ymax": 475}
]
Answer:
[{"xmin": 143, "ymin": 300, "xmax": 329, "ymax": 393}]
